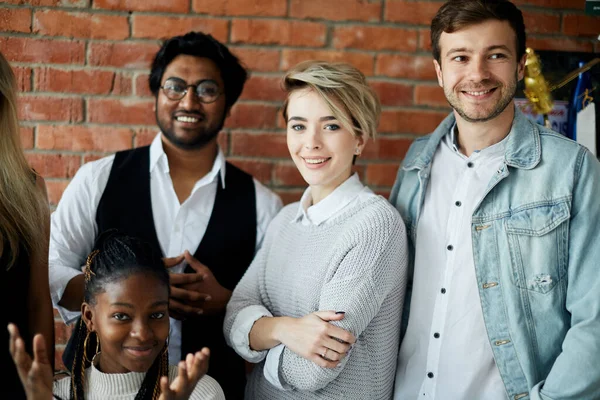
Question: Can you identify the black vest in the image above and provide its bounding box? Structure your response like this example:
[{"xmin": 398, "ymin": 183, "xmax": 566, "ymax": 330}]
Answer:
[{"xmin": 95, "ymin": 146, "xmax": 256, "ymax": 399}]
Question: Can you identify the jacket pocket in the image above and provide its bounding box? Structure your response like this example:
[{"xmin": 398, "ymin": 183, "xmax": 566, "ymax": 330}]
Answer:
[{"xmin": 505, "ymin": 199, "xmax": 570, "ymax": 293}]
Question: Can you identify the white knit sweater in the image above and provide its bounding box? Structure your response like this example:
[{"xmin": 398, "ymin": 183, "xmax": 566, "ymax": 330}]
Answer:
[
  {"xmin": 224, "ymin": 183, "xmax": 408, "ymax": 399},
  {"xmin": 53, "ymin": 361, "xmax": 225, "ymax": 399}
]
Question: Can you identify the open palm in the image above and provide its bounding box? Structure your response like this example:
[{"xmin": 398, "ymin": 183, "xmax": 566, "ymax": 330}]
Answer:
[{"xmin": 158, "ymin": 347, "xmax": 210, "ymax": 400}]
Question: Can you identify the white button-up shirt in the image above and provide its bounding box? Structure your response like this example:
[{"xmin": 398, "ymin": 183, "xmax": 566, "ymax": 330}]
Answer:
[
  {"xmin": 394, "ymin": 126, "xmax": 508, "ymax": 399},
  {"xmin": 49, "ymin": 133, "xmax": 282, "ymax": 364}
]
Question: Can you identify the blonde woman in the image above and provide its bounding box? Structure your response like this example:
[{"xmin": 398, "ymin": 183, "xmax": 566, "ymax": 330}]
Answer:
[
  {"xmin": 0, "ymin": 51, "xmax": 54, "ymax": 398},
  {"xmin": 225, "ymin": 61, "xmax": 408, "ymax": 399}
]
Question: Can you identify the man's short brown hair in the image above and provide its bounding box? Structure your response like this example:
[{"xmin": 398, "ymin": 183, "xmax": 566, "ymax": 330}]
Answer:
[{"xmin": 431, "ymin": 0, "xmax": 526, "ymax": 63}]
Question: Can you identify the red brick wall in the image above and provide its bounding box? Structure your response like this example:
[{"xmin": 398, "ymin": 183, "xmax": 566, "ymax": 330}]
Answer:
[{"xmin": 1, "ymin": 0, "xmax": 597, "ymax": 368}]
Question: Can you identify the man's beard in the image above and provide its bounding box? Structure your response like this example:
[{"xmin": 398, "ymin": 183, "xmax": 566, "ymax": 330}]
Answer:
[
  {"xmin": 156, "ymin": 108, "xmax": 226, "ymax": 150},
  {"xmin": 444, "ymin": 72, "xmax": 518, "ymax": 123}
]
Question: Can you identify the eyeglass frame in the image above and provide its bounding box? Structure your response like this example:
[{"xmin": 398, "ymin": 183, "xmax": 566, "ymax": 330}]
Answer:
[{"xmin": 159, "ymin": 78, "xmax": 223, "ymax": 104}]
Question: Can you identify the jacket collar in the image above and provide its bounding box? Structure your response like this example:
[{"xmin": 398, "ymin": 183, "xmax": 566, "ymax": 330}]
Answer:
[{"xmin": 403, "ymin": 106, "xmax": 541, "ymax": 171}]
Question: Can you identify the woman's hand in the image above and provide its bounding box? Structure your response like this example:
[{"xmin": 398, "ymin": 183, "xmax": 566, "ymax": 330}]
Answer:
[
  {"xmin": 8, "ymin": 323, "xmax": 54, "ymax": 400},
  {"xmin": 278, "ymin": 311, "xmax": 356, "ymax": 368},
  {"xmin": 158, "ymin": 347, "xmax": 210, "ymax": 400}
]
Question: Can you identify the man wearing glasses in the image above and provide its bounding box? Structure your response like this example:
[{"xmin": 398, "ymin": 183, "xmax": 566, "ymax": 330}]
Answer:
[{"xmin": 49, "ymin": 32, "xmax": 282, "ymax": 399}]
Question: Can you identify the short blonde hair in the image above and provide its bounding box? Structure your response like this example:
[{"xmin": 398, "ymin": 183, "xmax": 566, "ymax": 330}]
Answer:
[{"xmin": 281, "ymin": 61, "xmax": 381, "ymax": 140}]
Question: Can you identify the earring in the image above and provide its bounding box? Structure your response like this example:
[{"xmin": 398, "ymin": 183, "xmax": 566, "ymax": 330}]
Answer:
[
  {"xmin": 354, "ymin": 148, "xmax": 361, "ymax": 156},
  {"xmin": 83, "ymin": 330, "xmax": 100, "ymax": 364}
]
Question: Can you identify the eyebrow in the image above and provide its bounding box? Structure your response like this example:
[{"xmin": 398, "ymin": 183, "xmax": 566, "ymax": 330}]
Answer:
[
  {"xmin": 445, "ymin": 45, "xmax": 513, "ymax": 57},
  {"xmin": 110, "ymin": 301, "xmax": 169, "ymax": 309},
  {"xmin": 287, "ymin": 116, "xmax": 337, "ymax": 123}
]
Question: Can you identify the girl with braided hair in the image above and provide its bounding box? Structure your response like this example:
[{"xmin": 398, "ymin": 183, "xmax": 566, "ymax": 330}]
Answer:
[{"xmin": 8, "ymin": 232, "xmax": 225, "ymax": 400}]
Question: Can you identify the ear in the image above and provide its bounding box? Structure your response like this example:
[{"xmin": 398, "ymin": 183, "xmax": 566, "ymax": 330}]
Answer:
[
  {"xmin": 81, "ymin": 302, "xmax": 95, "ymax": 332},
  {"xmin": 355, "ymin": 134, "xmax": 367, "ymax": 154},
  {"xmin": 433, "ymin": 59, "xmax": 444, "ymax": 88},
  {"xmin": 517, "ymin": 52, "xmax": 527, "ymax": 81}
]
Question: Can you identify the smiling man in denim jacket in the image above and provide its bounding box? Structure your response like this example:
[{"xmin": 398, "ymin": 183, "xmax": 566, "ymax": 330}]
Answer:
[{"xmin": 390, "ymin": 1, "xmax": 600, "ymax": 400}]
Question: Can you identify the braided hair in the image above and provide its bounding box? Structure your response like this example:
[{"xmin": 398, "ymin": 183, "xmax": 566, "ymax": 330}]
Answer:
[{"xmin": 69, "ymin": 231, "xmax": 170, "ymax": 400}]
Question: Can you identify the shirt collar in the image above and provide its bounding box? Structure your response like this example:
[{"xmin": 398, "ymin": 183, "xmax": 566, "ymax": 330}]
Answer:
[
  {"xmin": 149, "ymin": 132, "xmax": 227, "ymax": 188},
  {"xmin": 444, "ymin": 123, "xmax": 510, "ymax": 160},
  {"xmin": 292, "ymin": 173, "xmax": 365, "ymax": 226}
]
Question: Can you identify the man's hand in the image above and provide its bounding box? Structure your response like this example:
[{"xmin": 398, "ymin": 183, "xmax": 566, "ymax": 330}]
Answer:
[
  {"xmin": 179, "ymin": 251, "xmax": 232, "ymax": 316},
  {"xmin": 164, "ymin": 254, "xmax": 210, "ymax": 320}
]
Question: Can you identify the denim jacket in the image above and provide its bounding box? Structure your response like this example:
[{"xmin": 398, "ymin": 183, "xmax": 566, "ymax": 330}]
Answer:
[{"xmin": 390, "ymin": 108, "xmax": 600, "ymax": 400}]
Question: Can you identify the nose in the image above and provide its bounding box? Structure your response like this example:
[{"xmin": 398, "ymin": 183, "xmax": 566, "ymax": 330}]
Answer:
[
  {"xmin": 178, "ymin": 87, "xmax": 202, "ymax": 110},
  {"xmin": 303, "ymin": 128, "xmax": 322, "ymax": 150},
  {"xmin": 130, "ymin": 320, "xmax": 153, "ymax": 342},
  {"xmin": 468, "ymin": 57, "xmax": 491, "ymax": 82}
]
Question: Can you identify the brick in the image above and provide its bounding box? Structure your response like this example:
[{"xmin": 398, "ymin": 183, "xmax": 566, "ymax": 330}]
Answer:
[
  {"xmin": 290, "ymin": 0, "xmax": 381, "ymax": 22},
  {"xmin": 527, "ymin": 37, "xmax": 594, "ymax": 53},
  {"xmin": 94, "ymin": 0, "xmax": 188, "ymax": 13},
  {"xmin": 512, "ymin": 0, "xmax": 584, "ymax": 9},
  {"xmin": 135, "ymin": 73, "xmax": 153, "ymax": 97},
  {"xmin": 282, "ymin": 50, "xmax": 374, "ymax": 76},
  {"xmin": 14, "ymin": 66, "xmax": 32, "ymax": 92},
  {"xmin": 132, "ymin": 15, "xmax": 229, "ymax": 42},
  {"xmin": 365, "ymin": 163, "xmax": 399, "ymax": 187},
  {"xmin": 231, "ymin": 19, "xmax": 326, "ymax": 47},
  {"xmin": 37, "ymin": 125, "xmax": 134, "ymax": 152},
  {"xmin": 20, "ymin": 126, "xmax": 34, "ymax": 149},
  {"xmin": 385, "ymin": 1, "xmax": 442, "ymax": 25},
  {"xmin": 19, "ymin": 96, "xmax": 83, "ymax": 123},
  {"xmin": 228, "ymin": 159, "xmax": 272, "ymax": 184},
  {"xmin": 4, "ymin": 0, "xmax": 88, "ymax": 5},
  {"xmin": 415, "ymin": 85, "xmax": 449, "ymax": 107},
  {"xmin": 273, "ymin": 162, "xmax": 305, "ymax": 186},
  {"xmin": 379, "ymin": 110, "xmax": 447, "ymax": 134},
  {"xmin": 0, "ymin": 7, "xmax": 31, "ymax": 33},
  {"xmin": 89, "ymin": 42, "xmax": 159, "ymax": 69},
  {"xmin": 34, "ymin": 68, "xmax": 119, "ymax": 95},
  {"xmin": 87, "ymin": 99, "xmax": 154, "ymax": 125},
  {"xmin": 83, "ymin": 154, "xmax": 105, "ymax": 163},
  {"xmin": 563, "ymin": 14, "xmax": 600, "ymax": 36},
  {"xmin": 376, "ymin": 54, "xmax": 437, "ymax": 80},
  {"xmin": 110, "ymin": 73, "xmax": 133, "ymax": 96},
  {"xmin": 33, "ymin": 10, "xmax": 129, "ymax": 40},
  {"xmin": 54, "ymin": 320, "xmax": 74, "ymax": 344},
  {"xmin": 0, "ymin": 37, "xmax": 85, "ymax": 64},
  {"xmin": 522, "ymin": 11, "xmax": 561, "ymax": 34},
  {"xmin": 25, "ymin": 153, "xmax": 80, "ymax": 178},
  {"xmin": 419, "ymin": 29, "xmax": 432, "ymax": 51},
  {"xmin": 369, "ymin": 81, "xmax": 413, "ymax": 107},
  {"xmin": 239, "ymin": 75, "xmax": 285, "ymax": 102},
  {"xmin": 333, "ymin": 26, "xmax": 418, "ymax": 52},
  {"xmin": 55, "ymin": 346, "xmax": 67, "ymax": 372},
  {"xmin": 230, "ymin": 132, "xmax": 287, "ymax": 157},
  {"xmin": 232, "ymin": 48, "xmax": 280, "ymax": 72},
  {"xmin": 376, "ymin": 137, "xmax": 413, "ymax": 160},
  {"xmin": 45, "ymin": 180, "xmax": 70, "ymax": 206},
  {"xmin": 192, "ymin": 0, "xmax": 287, "ymax": 17},
  {"xmin": 274, "ymin": 189, "xmax": 304, "ymax": 205},
  {"xmin": 134, "ymin": 128, "xmax": 158, "ymax": 147},
  {"xmin": 225, "ymin": 104, "xmax": 279, "ymax": 129}
]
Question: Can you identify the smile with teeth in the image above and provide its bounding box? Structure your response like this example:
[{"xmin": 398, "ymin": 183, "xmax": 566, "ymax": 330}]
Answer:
[
  {"xmin": 463, "ymin": 89, "xmax": 494, "ymax": 96},
  {"xmin": 304, "ymin": 158, "xmax": 330, "ymax": 164},
  {"xmin": 175, "ymin": 116, "xmax": 200, "ymax": 123}
]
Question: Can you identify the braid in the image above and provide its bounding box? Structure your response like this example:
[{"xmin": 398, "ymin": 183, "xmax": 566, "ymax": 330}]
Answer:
[
  {"xmin": 135, "ymin": 343, "xmax": 169, "ymax": 400},
  {"xmin": 69, "ymin": 318, "xmax": 94, "ymax": 400}
]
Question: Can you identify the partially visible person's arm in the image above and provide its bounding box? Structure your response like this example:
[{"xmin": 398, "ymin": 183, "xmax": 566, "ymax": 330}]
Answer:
[
  {"xmin": 49, "ymin": 157, "xmax": 113, "ymax": 323},
  {"xmin": 253, "ymin": 179, "xmax": 283, "ymax": 252},
  {"xmin": 529, "ymin": 149, "xmax": 600, "ymax": 400},
  {"xmin": 27, "ymin": 175, "xmax": 54, "ymax": 368}
]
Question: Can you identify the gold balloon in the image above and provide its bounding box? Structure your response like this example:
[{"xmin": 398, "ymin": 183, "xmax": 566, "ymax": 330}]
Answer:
[{"xmin": 523, "ymin": 48, "xmax": 554, "ymax": 115}]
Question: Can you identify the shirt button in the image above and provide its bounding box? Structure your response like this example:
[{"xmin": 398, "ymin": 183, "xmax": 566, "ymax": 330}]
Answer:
[
  {"xmin": 447, "ymin": 244, "xmax": 454, "ymax": 251},
  {"xmin": 434, "ymin": 333, "xmax": 440, "ymax": 339},
  {"xmin": 467, "ymin": 162, "xmax": 474, "ymax": 168},
  {"xmin": 441, "ymin": 288, "xmax": 446, "ymax": 294},
  {"xmin": 427, "ymin": 372, "xmax": 434, "ymax": 378},
  {"xmin": 455, "ymin": 201, "xmax": 462, "ymax": 207}
]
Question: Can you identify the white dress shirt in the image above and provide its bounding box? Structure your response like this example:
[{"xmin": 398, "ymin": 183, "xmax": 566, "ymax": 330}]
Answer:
[
  {"xmin": 227, "ymin": 173, "xmax": 372, "ymax": 389},
  {"xmin": 49, "ymin": 133, "xmax": 282, "ymax": 364},
  {"xmin": 394, "ymin": 127, "xmax": 509, "ymax": 399}
]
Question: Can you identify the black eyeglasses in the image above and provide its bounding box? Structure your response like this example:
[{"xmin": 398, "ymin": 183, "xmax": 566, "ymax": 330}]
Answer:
[{"xmin": 160, "ymin": 79, "xmax": 222, "ymax": 103}]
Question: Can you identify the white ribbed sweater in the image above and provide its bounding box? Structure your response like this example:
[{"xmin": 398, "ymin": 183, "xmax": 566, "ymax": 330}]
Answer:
[
  {"xmin": 225, "ymin": 194, "xmax": 408, "ymax": 399},
  {"xmin": 53, "ymin": 363, "xmax": 225, "ymax": 399}
]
